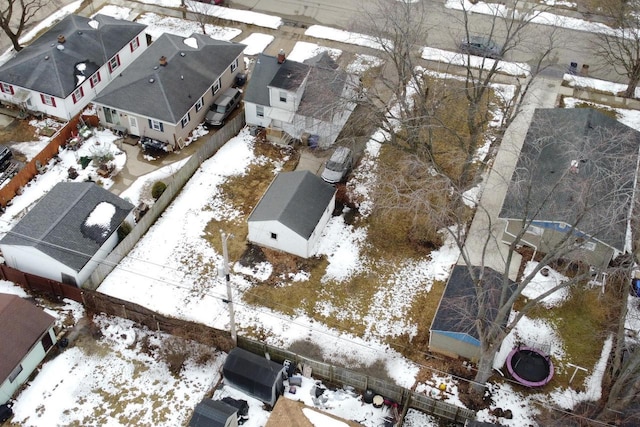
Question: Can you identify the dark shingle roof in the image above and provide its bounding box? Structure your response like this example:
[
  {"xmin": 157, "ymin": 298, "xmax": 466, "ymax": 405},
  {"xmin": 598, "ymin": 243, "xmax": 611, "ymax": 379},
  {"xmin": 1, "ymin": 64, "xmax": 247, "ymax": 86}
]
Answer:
[
  {"xmin": 0, "ymin": 14, "xmax": 146, "ymax": 98},
  {"xmin": 298, "ymin": 52, "xmax": 350, "ymax": 120},
  {"xmin": 93, "ymin": 33, "xmax": 245, "ymax": 124},
  {"xmin": 189, "ymin": 399, "xmax": 237, "ymax": 427},
  {"xmin": 0, "ymin": 294, "xmax": 55, "ymax": 382},
  {"xmin": 431, "ymin": 266, "xmax": 516, "ymax": 340},
  {"xmin": 499, "ymin": 108, "xmax": 640, "ymax": 250},
  {"xmin": 248, "ymin": 171, "xmax": 336, "ymax": 239},
  {"xmin": 0, "ymin": 182, "xmax": 133, "ymax": 272},
  {"xmin": 243, "ymin": 53, "xmax": 309, "ymax": 106}
]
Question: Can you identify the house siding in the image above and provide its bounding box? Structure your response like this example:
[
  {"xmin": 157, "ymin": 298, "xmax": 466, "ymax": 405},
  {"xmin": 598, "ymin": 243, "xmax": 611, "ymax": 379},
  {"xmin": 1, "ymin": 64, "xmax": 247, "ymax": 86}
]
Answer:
[
  {"xmin": 248, "ymin": 220, "xmax": 310, "ymax": 258},
  {"xmin": 77, "ymin": 231, "xmax": 121, "ymax": 287},
  {"xmin": 502, "ymin": 219, "xmax": 615, "ymax": 268},
  {"xmin": 0, "ymin": 326, "xmax": 56, "ymax": 404},
  {"xmin": 244, "ymin": 102, "xmax": 272, "ymax": 129},
  {"xmin": 0, "ymin": 245, "xmax": 79, "ymax": 284},
  {"xmin": 305, "ymin": 193, "xmax": 335, "ymax": 254}
]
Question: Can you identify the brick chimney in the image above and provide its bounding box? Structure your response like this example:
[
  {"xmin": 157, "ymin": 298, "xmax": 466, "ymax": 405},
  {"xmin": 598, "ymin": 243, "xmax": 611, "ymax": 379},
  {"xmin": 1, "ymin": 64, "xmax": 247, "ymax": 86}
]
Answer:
[
  {"xmin": 277, "ymin": 49, "xmax": 286, "ymax": 64},
  {"xmin": 57, "ymin": 34, "xmax": 66, "ymax": 44},
  {"xmin": 159, "ymin": 56, "xmax": 167, "ymax": 66}
]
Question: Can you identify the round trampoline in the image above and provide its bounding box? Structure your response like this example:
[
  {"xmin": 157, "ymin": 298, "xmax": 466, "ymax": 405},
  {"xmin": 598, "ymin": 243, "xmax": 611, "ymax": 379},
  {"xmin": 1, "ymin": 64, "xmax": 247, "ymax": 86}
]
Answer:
[{"xmin": 506, "ymin": 346, "xmax": 554, "ymax": 387}]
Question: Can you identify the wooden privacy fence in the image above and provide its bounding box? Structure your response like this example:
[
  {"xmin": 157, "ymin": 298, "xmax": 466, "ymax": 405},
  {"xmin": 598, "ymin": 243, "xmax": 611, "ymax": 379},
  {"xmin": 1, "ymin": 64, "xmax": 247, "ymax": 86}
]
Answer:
[
  {"xmin": 0, "ymin": 115, "xmax": 99, "ymax": 207},
  {"xmin": 0, "ymin": 264, "xmax": 83, "ymax": 302},
  {"xmin": 237, "ymin": 336, "xmax": 477, "ymax": 424}
]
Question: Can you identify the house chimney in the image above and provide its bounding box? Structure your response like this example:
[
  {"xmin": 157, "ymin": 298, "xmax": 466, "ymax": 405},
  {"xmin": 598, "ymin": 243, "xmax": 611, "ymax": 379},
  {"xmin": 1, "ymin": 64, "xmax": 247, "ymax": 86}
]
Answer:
[
  {"xmin": 159, "ymin": 56, "xmax": 167, "ymax": 66},
  {"xmin": 57, "ymin": 34, "xmax": 66, "ymax": 44},
  {"xmin": 277, "ymin": 49, "xmax": 286, "ymax": 64}
]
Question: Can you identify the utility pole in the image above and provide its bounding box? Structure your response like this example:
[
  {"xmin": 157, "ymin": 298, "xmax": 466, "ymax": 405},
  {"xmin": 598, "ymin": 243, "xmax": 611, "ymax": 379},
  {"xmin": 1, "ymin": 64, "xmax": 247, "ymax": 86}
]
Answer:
[{"xmin": 220, "ymin": 231, "xmax": 237, "ymax": 345}]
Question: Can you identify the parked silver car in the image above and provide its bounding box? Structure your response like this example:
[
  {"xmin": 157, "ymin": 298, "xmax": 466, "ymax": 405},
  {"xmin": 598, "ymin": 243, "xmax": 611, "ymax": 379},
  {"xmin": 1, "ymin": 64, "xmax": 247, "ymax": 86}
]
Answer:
[
  {"xmin": 459, "ymin": 36, "xmax": 502, "ymax": 59},
  {"xmin": 321, "ymin": 146, "xmax": 353, "ymax": 183},
  {"xmin": 205, "ymin": 88, "xmax": 242, "ymax": 127}
]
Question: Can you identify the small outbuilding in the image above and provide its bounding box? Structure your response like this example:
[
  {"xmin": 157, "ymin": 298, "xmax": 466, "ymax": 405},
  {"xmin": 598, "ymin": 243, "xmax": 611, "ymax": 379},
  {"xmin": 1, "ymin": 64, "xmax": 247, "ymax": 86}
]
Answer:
[
  {"xmin": 429, "ymin": 265, "xmax": 516, "ymax": 361},
  {"xmin": 222, "ymin": 347, "xmax": 285, "ymax": 407},
  {"xmin": 247, "ymin": 171, "xmax": 336, "ymax": 258},
  {"xmin": 0, "ymin": 294, "xmax": 57, "ymax": 405},
  {"xmin": 188, "ymin": 398, "xmax": 238, "ymax": 427}
]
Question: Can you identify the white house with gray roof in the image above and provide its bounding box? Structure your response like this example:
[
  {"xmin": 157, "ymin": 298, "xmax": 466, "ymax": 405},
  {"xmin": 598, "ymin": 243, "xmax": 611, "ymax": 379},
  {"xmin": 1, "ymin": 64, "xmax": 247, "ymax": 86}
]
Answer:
[
  {"xmin": 244, "ymin": 52, "xmax": 358, "ymax": 148},
  {"xmin": 93, "ymin": 33, "xmax": 245, "ymax": 150},
  {"xmin": 248, "ymin": 171, "xmax": 336, "ymax": 258},
  {"xmin": 0, "ymin": 182, "xmax": 134, "ymax": 287},
  {"xmin": 0, "ymin": 14, "xmax": 147, "ymax": 120}
]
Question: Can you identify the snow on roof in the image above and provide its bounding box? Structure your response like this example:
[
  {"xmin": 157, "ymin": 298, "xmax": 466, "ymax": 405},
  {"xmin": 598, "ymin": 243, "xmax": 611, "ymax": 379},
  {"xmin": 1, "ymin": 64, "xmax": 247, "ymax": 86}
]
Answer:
[{"xmin": 84, "ymin": 202, "xmax": 117, "ymax": 239}]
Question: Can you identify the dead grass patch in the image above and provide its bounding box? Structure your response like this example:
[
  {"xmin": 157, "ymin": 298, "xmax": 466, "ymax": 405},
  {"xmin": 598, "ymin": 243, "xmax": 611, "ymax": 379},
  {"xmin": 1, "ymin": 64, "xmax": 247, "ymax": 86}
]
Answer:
[{"xmin": 0, "ymin": 119, "xmax": 38, "ymax": 144}]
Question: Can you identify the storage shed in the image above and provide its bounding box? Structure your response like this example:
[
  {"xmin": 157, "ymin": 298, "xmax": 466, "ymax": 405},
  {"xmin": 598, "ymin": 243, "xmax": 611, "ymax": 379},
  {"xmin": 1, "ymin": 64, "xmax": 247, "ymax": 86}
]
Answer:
[
  {"xmin": 189, "ymin": 398, "xmax": 238, "ymax": 427},
  {"xmin": 222, "ymin": 348, "xmax": 285, "ymax": 407},
  {"xmin": 247, "ymin": 171, "xmax": 336, "ymax": 258},
  {"xmin": 429, "ymin": 265, "xmax": 516, "ymax": 361}
]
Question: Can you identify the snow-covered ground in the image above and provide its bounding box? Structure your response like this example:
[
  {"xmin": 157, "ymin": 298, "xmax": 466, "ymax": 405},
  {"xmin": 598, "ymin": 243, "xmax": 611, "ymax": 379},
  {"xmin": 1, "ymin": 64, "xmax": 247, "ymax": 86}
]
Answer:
[{"xmin": 2, "ymin": 1, "xmax": 640, "ymax": 426}]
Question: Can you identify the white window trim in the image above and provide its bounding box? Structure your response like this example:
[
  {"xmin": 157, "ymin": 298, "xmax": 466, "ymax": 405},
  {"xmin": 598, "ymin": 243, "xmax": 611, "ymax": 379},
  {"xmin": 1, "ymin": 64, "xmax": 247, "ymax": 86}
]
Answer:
[
  {"xmin": 150, "ymin": 119, "xmax": 163, "ymax": 132},
  {"xmin": 195, "ymin": 97, "xmax": 204, "ymax": 112},
  {"xmin": 42, "ymin": 94, "xmax": 55, "ymax": 106},
  {"xmin": 230, "ymin": 58, "xmax": 238, "ymax": 72},
  {"xmin": 181, "ymin": 113, "xmax": 190, "ymax": 128},
  {"xmin": 90, "ymin": 72, "xmax": 101, "ymax": 88},
  {"xmin": 256, "ymin": 105, "xmax": 264, "ymax": 117},
  {"xmin": 212, "ymin": 78, "xmax": 221, "ymax": 94}
]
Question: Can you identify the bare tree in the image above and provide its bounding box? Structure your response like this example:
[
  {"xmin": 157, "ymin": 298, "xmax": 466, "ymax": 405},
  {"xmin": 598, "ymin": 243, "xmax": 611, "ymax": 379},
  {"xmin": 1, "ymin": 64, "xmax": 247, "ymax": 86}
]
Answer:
[
  {"xmin": 185, "ymin": 0, "xmax": 221, "ymax": 35},
  {"xmin": 0, "ymin": 0, "xmax": 54, "ymax": 51},
  {"xmin": 593, "ymin": 0, "xmax": 640, "ymax": 98}
]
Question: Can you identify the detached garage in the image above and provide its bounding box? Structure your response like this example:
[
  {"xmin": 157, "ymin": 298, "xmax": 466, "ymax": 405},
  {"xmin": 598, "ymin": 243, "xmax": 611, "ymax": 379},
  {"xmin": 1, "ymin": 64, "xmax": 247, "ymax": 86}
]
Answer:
[
  {"xmin": 222, "ymin": 348, "xmax": 285, "ymax": 407},
  {"xmin": 247, "ymin": 171, "xmax": 336, "ymax": 258},
  {"xmin": 429, "ymin": 265, "xmax": 516, "ymax": 361}
]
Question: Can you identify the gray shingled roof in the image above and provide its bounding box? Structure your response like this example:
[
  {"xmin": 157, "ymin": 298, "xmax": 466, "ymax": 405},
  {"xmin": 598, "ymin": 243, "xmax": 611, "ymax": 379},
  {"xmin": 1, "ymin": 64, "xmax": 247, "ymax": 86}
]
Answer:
[
  {"xmin": 0, "ymin": 14, "xmax": 146, "ymax": 98},
  {"xmin": 189, "ymin": 399, "xmax": 237, "ymax": 427},
  {"xmin": 243, "ymin": 53, "xmax": 310, "ymax": 106},
  {"xmin": 248, "ymin": 171, "xmax": 336, "ymax": 239},
  {"xmin": 93, "ymin": 33, "xmax": 245, "ymax": 124},
  {"xmin": 0, "ymin": 293, "xmax": 55, "ymax": 382},
  {"xmin": 499, "ymin": 108, "xmax": 640, "ymax": 250},
  {"xmin": 0, "ymin": 182, "xmax": 133, "ymax": 272},
  {"xmin": 299, "ymin": 52, "xmax": 350, "ymax": 121},
  {"xmin": 431, "ymin": 266, "xmax": 516, "ymax": 340}
]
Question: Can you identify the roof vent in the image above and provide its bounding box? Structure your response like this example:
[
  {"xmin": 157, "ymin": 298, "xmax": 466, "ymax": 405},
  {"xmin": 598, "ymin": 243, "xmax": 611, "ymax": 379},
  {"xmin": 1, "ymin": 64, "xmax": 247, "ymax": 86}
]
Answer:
[
  {"xmin": 56, "ymin": 44, "xmax": 64, "ymax": 51},
  {"xmin": 149, "ymin": 78, "xmax": 155, "ymax": 83},
  {"xmin": 159, "ymin": 56, "xmax": 167, "ymax": 66},
  {"xmin": 277, "ymin": 49, "xmax": 286, "ymax": 64},
  {"xmin": 180, "ymin": 52, "xmax": 186, "ymax": 57},
  {"xmin": 57, "ymin": 34, "xmax": 66, "ymax": 44},
  {"xmin": 88, "ymin": 19, "xmax": 99, "ymax": 29},
  {"xmin": 44, "ymin": 55, "xmax": 49, "ymax": 60},
  {"xmin": 153, "ymin": 65, "xmax": 159, "ymax": 70},
  {"xmin": 77, "ymin": 31, "xmax": 83, "ymax": 35}
]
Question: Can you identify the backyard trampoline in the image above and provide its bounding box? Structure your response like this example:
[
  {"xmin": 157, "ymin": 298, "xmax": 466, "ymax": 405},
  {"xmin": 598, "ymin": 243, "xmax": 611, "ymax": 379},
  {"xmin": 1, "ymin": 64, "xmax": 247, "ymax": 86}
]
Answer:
[{"xmin": 506, "ymin": 346, "xmax": 554, "ymax": 387}]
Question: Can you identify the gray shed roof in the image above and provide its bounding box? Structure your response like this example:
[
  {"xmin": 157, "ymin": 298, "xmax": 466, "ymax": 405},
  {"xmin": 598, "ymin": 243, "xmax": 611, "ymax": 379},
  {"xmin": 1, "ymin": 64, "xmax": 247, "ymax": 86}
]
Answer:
[
  {"xmin": 244, "ymin": 53, "xmax": 310, "ymax": 106},
  {"xmin": 0, "ymin": 14, "xmax": 146, "ymax": 98},
  {"xmin": 0, "ymin": 294, "xmax": 55, "ymax": 383},
  {"xmin": 0, "ymin": 182, "xmax": 133, "ymax": 272},
  {"xmin": 431, "ymin": 266, "xmax": 516, "ymax": 340},
  {"xmin": 189, "ymin": 399, "xmax": 237, "ymax": 427},
  {"xmin": 94, "ymin": 33, "xmax": 245, "ymax": 123},
  {"xmin": 248, "ymin": 171, "xmax": 336, "ymax": 239},
  {"xmin": 499, "ymin": 108, "xmax": 640, "ymax": 250}
]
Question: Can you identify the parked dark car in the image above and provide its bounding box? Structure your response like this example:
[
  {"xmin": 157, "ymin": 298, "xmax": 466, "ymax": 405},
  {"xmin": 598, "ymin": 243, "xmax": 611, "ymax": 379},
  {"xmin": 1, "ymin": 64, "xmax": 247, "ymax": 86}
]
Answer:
[
  {"xmin": 459, "ymin": 36, "xmax": 502, "ymax": 59},
  {"xmin": 205, "ymin": 88, "xmax": 242, "ymax": 127}
]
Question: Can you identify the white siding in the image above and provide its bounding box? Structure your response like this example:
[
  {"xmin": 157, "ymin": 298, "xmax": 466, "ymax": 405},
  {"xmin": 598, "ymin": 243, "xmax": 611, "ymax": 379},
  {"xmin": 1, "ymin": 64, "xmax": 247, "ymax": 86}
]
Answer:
[
  {"xmin": 248, "ymin": 220, "xmax": 309, "ymax": 258},
  {"xmin": 0, "ymin": 245, "xmax": 77, "ymax": 283},
  {"xmin": 244, "ymin": 102, "xmax": 272, "ymax": 128}
]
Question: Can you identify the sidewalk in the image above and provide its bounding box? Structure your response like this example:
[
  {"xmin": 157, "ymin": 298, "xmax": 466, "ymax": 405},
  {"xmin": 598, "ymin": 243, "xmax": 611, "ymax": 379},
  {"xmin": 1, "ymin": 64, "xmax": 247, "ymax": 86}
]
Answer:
[{"xmin": 459, "ymin": 76, "xmax": 562, "ymax": 280}]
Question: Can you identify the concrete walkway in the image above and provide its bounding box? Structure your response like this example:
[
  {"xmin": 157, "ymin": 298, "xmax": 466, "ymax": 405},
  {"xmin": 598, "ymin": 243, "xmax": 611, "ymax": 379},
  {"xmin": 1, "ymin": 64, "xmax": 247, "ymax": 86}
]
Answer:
[{"xmin": 459, "ymin": 76, "xmax": 562, "ymax": 280}]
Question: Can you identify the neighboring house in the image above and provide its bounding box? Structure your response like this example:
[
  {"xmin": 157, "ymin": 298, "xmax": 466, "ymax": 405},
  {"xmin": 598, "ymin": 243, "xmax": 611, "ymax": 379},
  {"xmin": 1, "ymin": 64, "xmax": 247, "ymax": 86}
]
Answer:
[
  {"xmin": 0, "ymin": 14, "xmax": 147, "ymax": 120},
  {"xmin": 499, "ymin": 108, "xmax": 640, "ymax": 268},
  {"xmin": 188, "ymin": 398, "xmax": 238, "ymax": 427},
  {"xmin": 0, "ymin": 182, "xmax": 134, "ymax": 287},
  {"xmin": 0, "ymin": 293, "xmax": 57, "ymax": 405},
  {"xmin": 244, "ymin": 51, "xmax": 358, "ymax": 148},
  {"xmin": 265, "ymin": 397, "xmax": 363, "ymax": 427},
  {"xmin": 93, "ymin": 33, "xmax": 245, "ymax": 151},
  {"xmin": 247, "ymin": 171, "xmax": 336, "ymax": 258},
  {"xmin": 429, "ymin": 265, "xmax": 516, "ymax": 361},
  {"xmin": 222, "ymin": 347, "xmax": 285, "ymax": 407}
]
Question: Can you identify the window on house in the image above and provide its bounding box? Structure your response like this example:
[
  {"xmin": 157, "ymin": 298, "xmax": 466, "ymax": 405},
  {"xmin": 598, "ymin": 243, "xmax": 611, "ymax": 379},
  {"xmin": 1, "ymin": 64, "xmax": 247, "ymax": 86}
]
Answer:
[
  {"xmin": 256, "ymin": 105, "xmax": 264, "ymax": 117},
  {"xmin": 42, "ymin": 331, "xmax": 53, "ymax": 352},
  {"xmin": 104, "ymin": 107, "xmax": 119, "ymax": 124},
  {"xmin": 8, "ymin": 364, "xmax": 23, "ymax": 383},
  {"xmin": 149, "ymin": 119, "xmax": 164, "ymax": 132},
  {"xmin": 40, "ymin": 94, "xmax": 56, "ymax": 107},
  {"xmin": 109, "ymin": 55, "xmax": 121, "ymax": 73},
  {"xmin": 90, "ymin": 72, "xmax": 101, "ymax": 88},
  {"xmin": 230, "ymin": 58, "xmax": 238, "ymax": 72},
  {"xmin": 0, "ymin": 82, "xmax": 14, "ymax": 95},
  {"xmin": 279, "ymin": 91, "xmax": 286, "ymax": 102},
  {"xmin": 71, "ymin": 86, "xmax": 84, "ymax": 104},
  {"xmin": 195, "ymin": 97, "xmax": 204, "ymax": 112},
  {"xmin": 129, "ymin": 37, "xmax": 140, "ymax": 52},
  {"xmin": 270, "ymin": 232, "xmax": 277, "ymax": 240},
  {"xmin": 181, "ymin": 112, "xmax": 190, "ymax": 128},
  {"xmin": 212, "ymin": 78, "xmax": 221, "ymax": 95}
]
